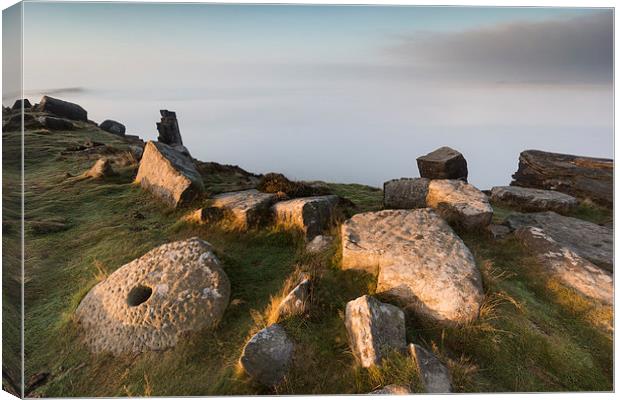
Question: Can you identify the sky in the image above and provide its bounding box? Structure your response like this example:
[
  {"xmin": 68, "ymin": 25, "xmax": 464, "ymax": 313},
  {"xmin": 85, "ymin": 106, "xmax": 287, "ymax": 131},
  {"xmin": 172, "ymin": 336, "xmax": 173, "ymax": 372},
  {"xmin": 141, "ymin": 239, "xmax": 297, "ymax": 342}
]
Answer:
[{"xmin": 4, "ymin": 3, "xmax": 614, "ymax": 188}]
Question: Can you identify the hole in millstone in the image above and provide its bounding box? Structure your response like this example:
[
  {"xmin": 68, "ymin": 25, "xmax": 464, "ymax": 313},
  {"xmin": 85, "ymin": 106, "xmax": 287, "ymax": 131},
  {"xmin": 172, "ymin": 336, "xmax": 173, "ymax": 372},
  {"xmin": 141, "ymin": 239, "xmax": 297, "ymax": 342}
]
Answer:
[{"xmin": 126, "ymin": 285, "xmax": 153, "ymax": 307}]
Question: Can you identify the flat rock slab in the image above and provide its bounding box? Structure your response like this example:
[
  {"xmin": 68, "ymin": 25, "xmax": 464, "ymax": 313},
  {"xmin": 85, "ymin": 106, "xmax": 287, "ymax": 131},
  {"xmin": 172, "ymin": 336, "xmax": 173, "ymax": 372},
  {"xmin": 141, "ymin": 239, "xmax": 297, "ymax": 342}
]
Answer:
[
  {"xmin": 75, "ymin": 238, "xmax": 230, "ymax": 354},
  {"xmin": 515, "ymin": 227, "xmax": 612, "ymax": 304},
  {"xmin": 511, "ymin": 150, "xmax": 613, "ymax": 207},
  {"xmin": 272, "ymin": 195, "xmax": 339, "ymax": 239},
  {"xmin": 426, "ymin": 180, "xmax": 493, "ymax": 230},
  {"xmin": 135, "ymin": 141, "xmax": 204, "ymax": 208},
  {"xmin": 345, "ymin": 295, "xmax": 406, "ymax": 368},
  {"xmin": 490, "ymin": 186, "xmax": 578, "ymax": 214},
  {"xmin": 369, "ymin": 384, "xmax": 411, "ymax": 395},
  {"xmin": 506, "ymin": 211, "xmax": 613, "ymax": 272},
  {"xmin": 416, "ymin": 146, "xmax": 468, "ymax": 181},
  {"xmin": 240, "ymin": 324, "xmax": 294, "ymax": 386},
  {"xmin": 341, "ymin": 209, "xmax": 483, "ymax": 324},
  {"xmin": 383, "ymin": 178, "xmax": 429, "ymax": 209},
  {"xmin": 409, "ymin": 344, "xmax": 451, "ymax": 393},
  {"xmin": 211, "ymin": 189, "xmax": 277, "ymax": 229}
]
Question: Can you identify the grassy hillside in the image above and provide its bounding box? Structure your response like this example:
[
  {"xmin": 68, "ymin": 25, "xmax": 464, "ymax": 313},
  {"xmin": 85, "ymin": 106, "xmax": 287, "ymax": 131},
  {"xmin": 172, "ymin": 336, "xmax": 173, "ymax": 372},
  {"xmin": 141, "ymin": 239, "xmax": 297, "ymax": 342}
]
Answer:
[{"xmin": 4, "ymin": 123, "xmax": 613, "ymax": 396}]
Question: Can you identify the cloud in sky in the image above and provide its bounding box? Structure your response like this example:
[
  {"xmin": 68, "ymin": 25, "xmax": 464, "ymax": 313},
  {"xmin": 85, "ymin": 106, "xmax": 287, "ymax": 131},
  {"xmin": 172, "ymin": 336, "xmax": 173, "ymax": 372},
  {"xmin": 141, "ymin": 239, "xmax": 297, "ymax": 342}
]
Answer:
[{"xmin": 386, "ymin": 12, "xmax": 613, "ymax": 85}]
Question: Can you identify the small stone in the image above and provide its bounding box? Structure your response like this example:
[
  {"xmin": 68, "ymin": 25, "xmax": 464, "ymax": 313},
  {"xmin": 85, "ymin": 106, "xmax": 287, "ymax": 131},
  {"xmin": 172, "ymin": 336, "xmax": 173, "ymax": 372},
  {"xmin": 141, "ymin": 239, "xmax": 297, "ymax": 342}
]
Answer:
[
  {"xmin": 187, "ymin": 207, "xmax": 224, "ymax": 224},
  {"xmin": 486, "ymin": 224, "xmax": 511, "ymax": 240},
  {"xmin": 345, "ymin": 295, "xmax": 407, "ymax": 368},
  {"xmin": 416, "ymin": 146, "xmax": 468, "ymax": 181},
  {"xmin": 409, "ymin": 344, "xmax": 452, "ymax": 393},
  {"xmin": 277, "ymin": 276, "xmax": 311, "ymax": 319},
  {"xmin": 240, "ymin": 324, "xmax": 294, "ymax": 386},
  {"xmin": 305, "ymin": 235, "xmax": 333, "ymax": 253},
  {"xmin": 99, "ymin": 119, "xmax": 126, "ymax": 136},
  {"xmin": 383, "ymin": 178, "xmax": 429, "ymax": 209}
]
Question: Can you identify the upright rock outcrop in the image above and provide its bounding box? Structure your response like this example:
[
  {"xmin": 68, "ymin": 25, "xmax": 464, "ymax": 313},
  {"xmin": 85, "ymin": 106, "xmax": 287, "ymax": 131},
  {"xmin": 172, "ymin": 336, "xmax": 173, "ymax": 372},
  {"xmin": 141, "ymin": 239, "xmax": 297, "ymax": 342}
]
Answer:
[
  {"xmin": 511, "ymin": 150, "xmax": 613, "ymax": 207},
  {"xmin": 515, "ymin": 227, "xmax": 612, "ymax": 304},
  {"xmin": 426, "ymin": 179, "xmax": 493, "ymax": 230},
  {"xmin": 39, "ymin": 96, "xmax": 87, "ymax": 121},
  {"xmin": 383, "ymin": 178, "xmax": 429, "ymax": 209},
  {"xmin": 75, "ymin": 238, "xmax": 230, "ymax": 354},
  {"xmin": 240, "ymin": 324, "xmax": 294, "ymax": 386},
  {"xmin": 490, "ymin": 186, "xmax": 578, "ymax": 214},
  {"xmin": 416, "ymin": 146, "xmax": 468, "ymax": 181},
  {"xmin": 341, "ymin": 209, "xmax": 483, "ymax": 324},
  {"xmin": 345, "ymin": 295, "xmax": 407, "ymax": 368},
  {"xmin": 506, "ymin": 211, "xmax": 613, "ymax": 272},
  {"xmin": 135, "ymin": 141, "xmax": 204, "ymax": 207},
  {"xmin": 156, "ymin": 110, "xmax": 183, "ymax": 146},
  {"xmin": 272, "ymin": 195, "xmax": 339, "ymax": 239}
]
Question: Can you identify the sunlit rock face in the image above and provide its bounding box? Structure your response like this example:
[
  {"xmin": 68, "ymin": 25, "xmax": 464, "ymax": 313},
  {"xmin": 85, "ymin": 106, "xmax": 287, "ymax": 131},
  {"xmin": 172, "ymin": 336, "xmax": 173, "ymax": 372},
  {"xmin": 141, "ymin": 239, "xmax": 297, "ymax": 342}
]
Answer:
[
  {"xmin": 75, "ymin": 238, "xmax": 230, "ymax": 354},
  {"xmin": 134, "ymin": 141, "xmax": 204, "ymax": 208},
  {"xmin": 341, "ymin": 209, "xmax": 484, "ymax": 324},
  {"xmin": 426, "ymin": 179, "xmax": 493, "ymax": 230},
  {"xmin": 344, "ymin": 295, "xmax": 407, "ymax": 368},
  {"xmin": 506, "ymin": 211, "xmax": 613, "ymax": 272},
  {"xmin": 515, "ymin": 226, "xmax": 612, "ymax": 304}
]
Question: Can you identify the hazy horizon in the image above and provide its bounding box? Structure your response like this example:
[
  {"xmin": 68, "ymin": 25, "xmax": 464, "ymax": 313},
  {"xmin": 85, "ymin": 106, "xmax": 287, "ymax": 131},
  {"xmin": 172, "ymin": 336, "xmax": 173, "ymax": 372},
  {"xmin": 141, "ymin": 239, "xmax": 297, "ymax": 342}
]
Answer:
[{"xmin": 6, "ymin": 3, "xmax": 614, "ymax": 188}]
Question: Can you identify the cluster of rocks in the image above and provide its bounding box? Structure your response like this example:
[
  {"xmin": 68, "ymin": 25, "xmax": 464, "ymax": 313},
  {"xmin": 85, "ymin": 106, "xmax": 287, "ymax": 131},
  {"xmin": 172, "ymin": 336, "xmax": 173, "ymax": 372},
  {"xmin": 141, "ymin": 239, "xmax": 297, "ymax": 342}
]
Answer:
[
  {"xmin": 58, "ymin": 99, "xmax": 613, "ymax": 394},
  {"xmin": 345, "ymin": 295, "xmax": 452, "ymax": 393},
  {"xmin": 384, "ymin": 147, "xmax": 493, "ymax": 231},
  {"xmin": 3, "ymin": 96, "xmax": 128, "ymax": 139}
]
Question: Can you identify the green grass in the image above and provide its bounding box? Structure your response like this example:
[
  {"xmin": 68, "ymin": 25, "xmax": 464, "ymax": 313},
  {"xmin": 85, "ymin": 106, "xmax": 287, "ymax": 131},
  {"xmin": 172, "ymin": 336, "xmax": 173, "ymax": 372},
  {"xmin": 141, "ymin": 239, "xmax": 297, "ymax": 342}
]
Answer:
[{"xmin": 7, "ymin": 126, "xmax": 612, "ymax": 396}]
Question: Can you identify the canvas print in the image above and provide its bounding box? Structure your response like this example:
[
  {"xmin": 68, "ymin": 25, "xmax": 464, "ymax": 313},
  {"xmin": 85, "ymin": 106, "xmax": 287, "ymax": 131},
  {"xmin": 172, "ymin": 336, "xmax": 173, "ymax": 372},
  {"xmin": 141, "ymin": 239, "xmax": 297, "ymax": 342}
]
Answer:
[{"xmin": 1, "ymin": 1, "xmax": 614, "ymax": 397}]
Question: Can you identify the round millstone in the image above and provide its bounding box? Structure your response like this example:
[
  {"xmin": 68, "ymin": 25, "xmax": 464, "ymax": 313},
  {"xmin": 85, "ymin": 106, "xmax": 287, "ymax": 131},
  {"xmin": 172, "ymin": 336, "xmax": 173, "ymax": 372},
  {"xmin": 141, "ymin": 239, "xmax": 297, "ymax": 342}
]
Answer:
[{"xmin": 75, "ymin": 237, "xmax": 230, "ymax": 354}]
